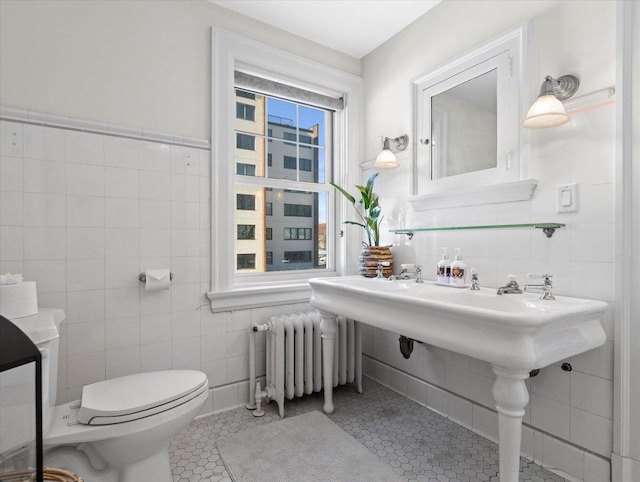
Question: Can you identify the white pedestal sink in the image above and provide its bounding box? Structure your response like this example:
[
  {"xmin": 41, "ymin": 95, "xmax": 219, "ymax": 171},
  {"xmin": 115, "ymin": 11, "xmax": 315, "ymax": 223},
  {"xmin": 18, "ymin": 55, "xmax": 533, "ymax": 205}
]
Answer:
[{"xmin": 309, "ymin": 276, "xmax": 608, "ymax": 482}]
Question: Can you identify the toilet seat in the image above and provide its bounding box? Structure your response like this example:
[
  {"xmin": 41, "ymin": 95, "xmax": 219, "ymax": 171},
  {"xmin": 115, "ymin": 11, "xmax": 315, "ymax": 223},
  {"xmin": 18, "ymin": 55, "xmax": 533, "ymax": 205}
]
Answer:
[{"xmin": 78, "ymin": 370, "xmax": 208, "ymax": 426}]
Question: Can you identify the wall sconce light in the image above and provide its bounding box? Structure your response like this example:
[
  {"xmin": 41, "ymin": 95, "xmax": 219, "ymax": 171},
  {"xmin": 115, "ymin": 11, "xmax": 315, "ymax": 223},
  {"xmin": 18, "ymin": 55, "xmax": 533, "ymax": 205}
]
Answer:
[
  {"xmin": 521, "ymin": 75, "xmax": 580, "ymax": 129},
  {"xmin": 373, "ymin": 135, "xmax": 409, "ymax": 169}
]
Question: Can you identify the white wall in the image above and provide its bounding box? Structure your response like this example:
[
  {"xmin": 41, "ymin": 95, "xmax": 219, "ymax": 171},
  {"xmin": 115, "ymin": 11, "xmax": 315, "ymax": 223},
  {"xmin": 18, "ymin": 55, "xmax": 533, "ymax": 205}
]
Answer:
[
  {"xmin": 628, "ymin": 0, "xmax": 640, "ymax": 469},
  {"xmin": 361, "ymin": 0, "xmax": 616, "ymax": 479},
  {"xmin": 0, "ymin": 0, "xmax": 354, "ymax": 412},
  {"xmin": 0, "ymin": 0, "xmax": 359, "ymax": 140}
]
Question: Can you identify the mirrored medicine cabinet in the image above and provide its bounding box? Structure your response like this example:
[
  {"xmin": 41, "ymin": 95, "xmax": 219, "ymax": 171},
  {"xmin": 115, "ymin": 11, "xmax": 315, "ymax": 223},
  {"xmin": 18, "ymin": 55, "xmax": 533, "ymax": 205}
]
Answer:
[{"xmin": 410, "ymin": 22, "xmax": 537, "ymax": 210}]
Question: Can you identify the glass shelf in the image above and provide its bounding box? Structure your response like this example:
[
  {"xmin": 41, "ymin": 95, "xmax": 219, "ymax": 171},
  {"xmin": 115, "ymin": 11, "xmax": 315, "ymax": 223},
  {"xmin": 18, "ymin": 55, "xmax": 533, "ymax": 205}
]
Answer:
[{"xmin": 391, "ymin": 222, "xmax": 565, "ymax": 238}]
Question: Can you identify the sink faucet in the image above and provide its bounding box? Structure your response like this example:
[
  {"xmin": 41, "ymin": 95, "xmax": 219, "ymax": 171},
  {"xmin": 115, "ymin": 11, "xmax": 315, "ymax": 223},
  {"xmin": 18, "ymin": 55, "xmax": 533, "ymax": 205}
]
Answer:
[
  {"xmin": 388, "ymin": 268, "xmax": 410, "ymax": 281},
  {"xmin": 389, "ymin": 264, "xmax": 423, "ymax": 283},
  {"xmin": 497, "ymin": 275, "xmax": 522, "ymax": 295},
  {"xmin": 524, "ymin": 273, "xmax": 555, "ymax": 300}
]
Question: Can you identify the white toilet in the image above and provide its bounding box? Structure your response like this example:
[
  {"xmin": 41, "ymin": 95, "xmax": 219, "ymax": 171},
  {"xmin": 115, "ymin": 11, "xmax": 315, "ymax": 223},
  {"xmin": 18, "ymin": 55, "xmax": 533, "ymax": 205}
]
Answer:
[{"xmin": 8, "ymin": 309, "xmax": 209, "ymax": 482}]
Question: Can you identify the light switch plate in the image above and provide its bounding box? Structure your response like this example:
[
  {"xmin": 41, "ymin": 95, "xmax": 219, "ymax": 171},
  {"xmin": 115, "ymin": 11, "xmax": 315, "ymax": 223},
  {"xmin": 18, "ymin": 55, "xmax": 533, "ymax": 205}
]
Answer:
[{"xmin": 557, "ymin": 183, "xmax": 578, "ymax": 213}]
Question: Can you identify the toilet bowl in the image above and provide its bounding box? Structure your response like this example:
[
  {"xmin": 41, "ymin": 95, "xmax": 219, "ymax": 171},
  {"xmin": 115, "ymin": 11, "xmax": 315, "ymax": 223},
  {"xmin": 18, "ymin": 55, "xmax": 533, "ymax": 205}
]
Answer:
[{"xmin": 8, "ymin": 309, "xmax": 209, "ymax": 482}]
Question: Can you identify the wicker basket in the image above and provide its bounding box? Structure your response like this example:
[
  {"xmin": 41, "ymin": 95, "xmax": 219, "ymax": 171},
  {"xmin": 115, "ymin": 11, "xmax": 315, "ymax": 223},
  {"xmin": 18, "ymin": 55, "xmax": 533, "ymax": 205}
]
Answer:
[
  {"xmin": 0, "ymin": 467, "xmax": 84, "ymax": 482},
  {"xmin": 358, "ymin": 245, "xmax": 393, "ymax": 278}
]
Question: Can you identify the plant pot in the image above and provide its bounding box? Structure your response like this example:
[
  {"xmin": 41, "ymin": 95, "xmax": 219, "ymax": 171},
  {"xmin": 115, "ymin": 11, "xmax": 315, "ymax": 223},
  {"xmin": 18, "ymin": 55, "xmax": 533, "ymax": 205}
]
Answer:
[{"xmin": 358, "ymin": 244, "xmax": 393, "ymax": 278}]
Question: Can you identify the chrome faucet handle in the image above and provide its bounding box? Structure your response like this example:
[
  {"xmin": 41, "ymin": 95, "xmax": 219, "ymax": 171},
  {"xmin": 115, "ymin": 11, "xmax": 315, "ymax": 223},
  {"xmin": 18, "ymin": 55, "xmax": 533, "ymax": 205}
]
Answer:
[
  {"xmin": 376, "ymin": 261, "xmax": 390, "ymax": 278},
  {"xmin": 415, "ymin": 265, "xmax": 423, "ymax": 283},
  {"xmin": 527, "ymin": 273, "xmax": 553, "ymax": 283},
  {"xmin": 469, "ymin": 269, "xmax": 480, "ymax": 290},
  {"xmin": 497, "ymin": 274, "xmax": 522, "ymax": 295},
  {"xmin": 525, "ymin": 273, "xmax": 555, "ymax": 300}
]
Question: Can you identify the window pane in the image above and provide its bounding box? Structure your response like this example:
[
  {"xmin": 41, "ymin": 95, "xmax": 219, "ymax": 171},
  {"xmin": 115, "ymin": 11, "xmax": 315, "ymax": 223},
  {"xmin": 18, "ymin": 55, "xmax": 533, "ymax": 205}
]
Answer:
[
  {"xmin": 237, "ymin": 224, "xmax": 255, "ymax": 239},
  {"xmin": 236, "ymin": 133, "xmax": 255, "ymax": 150},
  {"xmin": 235, "ymin": 136, "xmax": 265, "ymax": 178},
  {"xmin": 236, "ymin": 102, "xmax": 256, "ymax": 121},
  {"xmin": 316, "ymin": 149, "xmax": 326, "ymax": 184},
  {"xmin": 266, "ymin": 139, "xmax": 296, "ymax": 181},
  {"xmin": 267, "ymin": 98, "xmax": 296, "ymax": 139},
  {"xmin": 234, "ymin": 187, "xmax": 329, "ymax": 273},
  {"xmin": 300, "ymin": 105, "xmax": 324, "ymax": 147},
  {"xmin": 262, "ymin": 188, "xmax": 328, "ymax": 272},
  {"xmin": 236, "ymin": 89, "xmax": 256, "ymax": 100},
  {"xmin": 236, "ymin": 163, "xmax": 256, "ymax": 176},
  {"xmin": 232, "ymin": 90, "xmax": 331, "ymax": 277},
  {"xmin": 237, "ymin": 254, "xmax": 256, "ymax": 270},
  {"xmin": 236, "ymin": 193, "xmax": 255, "ymax": 210}
]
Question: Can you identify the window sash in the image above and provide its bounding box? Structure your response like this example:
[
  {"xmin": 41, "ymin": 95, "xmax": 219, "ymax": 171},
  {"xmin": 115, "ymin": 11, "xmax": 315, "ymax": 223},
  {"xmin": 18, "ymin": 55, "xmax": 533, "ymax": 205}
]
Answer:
[{"xmin": 209, "ymin": 28, "xmax": 362, "ymax": 311}]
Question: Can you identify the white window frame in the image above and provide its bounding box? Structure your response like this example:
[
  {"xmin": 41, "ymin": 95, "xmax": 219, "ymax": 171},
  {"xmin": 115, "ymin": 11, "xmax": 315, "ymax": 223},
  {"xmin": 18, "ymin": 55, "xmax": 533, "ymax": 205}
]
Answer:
[{"xmin": 207, "ymin": 28, "xmax": 363, "ymax": 312}]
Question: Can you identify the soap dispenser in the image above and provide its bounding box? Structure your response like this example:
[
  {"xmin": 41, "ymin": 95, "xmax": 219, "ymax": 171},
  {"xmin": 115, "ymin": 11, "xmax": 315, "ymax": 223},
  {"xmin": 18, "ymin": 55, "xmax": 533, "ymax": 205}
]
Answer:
[
  {"xmin": 436, "ymin": 247, "xmax": 451, "ymax": 284},
  {"xmin": 449, "ymin": 248, "xmax": 467, "ymax": 287}
]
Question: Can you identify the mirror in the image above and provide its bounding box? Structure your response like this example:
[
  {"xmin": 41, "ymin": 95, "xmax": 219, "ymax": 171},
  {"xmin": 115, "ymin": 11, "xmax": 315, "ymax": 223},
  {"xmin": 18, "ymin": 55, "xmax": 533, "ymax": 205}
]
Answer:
[
  {"xmin": 410, "ymin": 22, "xmax": 534, "ymax": 208},
  {"xmin": 431, "ymin": 69, "xmax": 497, "ymax": 179}
]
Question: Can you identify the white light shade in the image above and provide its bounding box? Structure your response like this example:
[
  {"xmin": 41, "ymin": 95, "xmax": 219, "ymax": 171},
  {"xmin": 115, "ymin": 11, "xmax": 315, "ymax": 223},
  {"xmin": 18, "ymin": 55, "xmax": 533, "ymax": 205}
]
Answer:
[
  {"xmin": 373, "ymin": 148, "xmax": 399, "ymax": 169},
  {"xmin": 521, "ymin": 94, "xmax": 570, "ymax": 129}
]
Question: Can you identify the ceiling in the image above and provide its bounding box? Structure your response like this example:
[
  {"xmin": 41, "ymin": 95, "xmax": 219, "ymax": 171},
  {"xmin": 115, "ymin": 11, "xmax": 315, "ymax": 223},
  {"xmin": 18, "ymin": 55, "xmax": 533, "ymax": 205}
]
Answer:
[{"xmin": 210, "ymin": 1, "xmax": 442, "ymax": 59}]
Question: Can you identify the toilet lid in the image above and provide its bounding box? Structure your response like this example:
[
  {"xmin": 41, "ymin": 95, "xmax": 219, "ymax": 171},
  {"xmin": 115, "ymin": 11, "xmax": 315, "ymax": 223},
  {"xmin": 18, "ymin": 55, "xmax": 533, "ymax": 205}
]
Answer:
[{"xmin": 78, "ymin": 370, "xmax": 208, "ymax": 425}]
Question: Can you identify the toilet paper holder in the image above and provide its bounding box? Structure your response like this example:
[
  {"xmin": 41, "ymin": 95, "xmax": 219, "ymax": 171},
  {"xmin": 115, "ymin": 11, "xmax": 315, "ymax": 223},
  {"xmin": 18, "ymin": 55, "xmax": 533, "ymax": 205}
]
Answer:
[{"xmin": 138, "ymin": 272, "xmax": 173, "ymax": 283}]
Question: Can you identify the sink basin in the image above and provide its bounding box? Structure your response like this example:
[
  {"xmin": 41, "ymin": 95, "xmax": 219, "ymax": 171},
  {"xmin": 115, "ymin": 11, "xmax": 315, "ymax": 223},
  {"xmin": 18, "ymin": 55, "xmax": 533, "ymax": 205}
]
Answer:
[
  {"xmin": 308, "ymin": 275, "xmax": 608, "ymax": 482},
  {"xmin": 309, "ymin": 276, "xmax": 608, "ymax": 369}
]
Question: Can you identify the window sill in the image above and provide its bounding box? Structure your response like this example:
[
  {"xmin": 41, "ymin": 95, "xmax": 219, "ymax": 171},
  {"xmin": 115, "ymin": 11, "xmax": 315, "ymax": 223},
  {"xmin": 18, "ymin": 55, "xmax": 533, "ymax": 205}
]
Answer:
[{"xmin": 206, "ymin": 282, "xmax": 312, "ymax": 313}]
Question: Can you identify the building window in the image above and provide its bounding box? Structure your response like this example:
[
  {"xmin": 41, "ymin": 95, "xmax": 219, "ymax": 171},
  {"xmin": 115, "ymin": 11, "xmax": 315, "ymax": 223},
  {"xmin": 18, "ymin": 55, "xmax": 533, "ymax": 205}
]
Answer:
[
  {"xmin": 237, "ymin": 224, "xmax": 255, "ymax": 240},
  {"xmin": 283, "ymin": 251, "xmax": 313, "ymax": 263},
  {"xmin": 265, "ymin": 202, "xmax": 272, "ymax": 215},
  {"xmin": 236, "ymin": 163, "xmax": 256, "ymax": 176},
  {"xmin": 266, "ymin": 251, "xmax": 273, "ymax": 265},
  {"xmin": 284, "ymin": 203, "xmax": 312, "ymax": 217},
  {"xmin": 236, "ymin": 133, "xmax": 255, "ymax": 150},
  {"xmin": 237, "ymin": 254, "xmax": 256, "ymax": 270},
  {"xmin": 236, "ymin": 102, "xmax": 256, "ymax": 121},
  {"xmin": 284, "ymin": 227, "xmax": 312, "ymax": 240},
  {"xmin": 265, "ymin": 227, "xmax": 272, "ymax": 240},
  {"xmin": 267, "ymin": 153, "xmax": 272, "ymax": 166},
  {"xmin": 284, "ymin": 156, "xmax": 296, "ymax": 169},
  {"xmin": 283, "ymin": 131, "xmax": 296, "ymax": 146},
  {"xmin": 237, "ymin": 194, "xmax": 256, "ymax": 210},
  {"xmin": 236, "ymin": 89, "xmax": 255, "ymax": 100},
  {"xmin": 299, "ymin": 158, "xmax": 312, "ymax": 171}
]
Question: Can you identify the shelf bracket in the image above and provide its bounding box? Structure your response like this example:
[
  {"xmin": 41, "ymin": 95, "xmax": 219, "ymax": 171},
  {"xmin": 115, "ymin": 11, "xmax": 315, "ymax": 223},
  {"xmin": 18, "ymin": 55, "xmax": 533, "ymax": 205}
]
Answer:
[{"xmin": 536, "ymin": 225, "xmax": 559, "ymax": 238}]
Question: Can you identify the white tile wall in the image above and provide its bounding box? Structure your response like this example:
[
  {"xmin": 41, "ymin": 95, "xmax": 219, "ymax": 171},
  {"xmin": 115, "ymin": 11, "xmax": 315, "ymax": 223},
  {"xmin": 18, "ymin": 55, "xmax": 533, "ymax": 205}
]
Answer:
[
  {"xmin": 0, "ymin": 120, "xmax": 295, "ymax": 414},
  {"xmin": 1, "ymin": 104, "xmax": 616, "ymax": 476},
  {"xmin": 366, "ymin": 104, "xmax": 617, "ymax": 463}
]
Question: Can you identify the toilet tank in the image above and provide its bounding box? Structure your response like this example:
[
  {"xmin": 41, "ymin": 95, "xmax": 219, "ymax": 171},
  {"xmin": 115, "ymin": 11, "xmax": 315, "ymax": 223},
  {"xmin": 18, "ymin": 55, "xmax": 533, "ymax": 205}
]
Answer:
[{"xmin": 7, "ymin": 309, "xmax": 65, "ymax": 436}]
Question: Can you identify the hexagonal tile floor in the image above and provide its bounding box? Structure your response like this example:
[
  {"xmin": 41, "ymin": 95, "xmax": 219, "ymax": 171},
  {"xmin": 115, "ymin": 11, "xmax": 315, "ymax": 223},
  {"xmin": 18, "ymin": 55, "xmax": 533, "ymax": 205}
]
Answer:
[{"xmin": 169, "ymin": 378, "xmax": 566, "ymax": 482}]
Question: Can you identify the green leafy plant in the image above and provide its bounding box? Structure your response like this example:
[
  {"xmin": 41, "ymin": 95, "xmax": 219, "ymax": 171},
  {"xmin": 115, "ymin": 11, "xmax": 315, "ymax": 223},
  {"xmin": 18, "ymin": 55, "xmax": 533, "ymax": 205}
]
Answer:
[{"xmin": 330, "ymin": 172, "xmax": 383, "ymax": 246}]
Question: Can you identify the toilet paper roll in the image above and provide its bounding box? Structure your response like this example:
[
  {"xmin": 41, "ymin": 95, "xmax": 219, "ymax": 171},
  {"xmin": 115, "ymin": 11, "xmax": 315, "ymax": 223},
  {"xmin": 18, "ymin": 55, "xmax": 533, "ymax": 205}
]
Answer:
[
  {"xmin": 0, "ymin": 281, "xmax": 38, "ymax": 318},
  {"xmin": 145, "ymin": 269, "xmax": 171, "ymax": 291}
]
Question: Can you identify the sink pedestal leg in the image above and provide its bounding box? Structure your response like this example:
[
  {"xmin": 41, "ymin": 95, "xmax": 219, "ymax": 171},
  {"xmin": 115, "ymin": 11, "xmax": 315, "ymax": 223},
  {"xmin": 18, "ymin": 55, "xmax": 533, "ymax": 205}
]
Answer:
[
  {"xmin": 354, "ymin": 321, "xmax": 363, "ymax": 394},
  {"xmin": 491, "ymin": 366, "xmax": 530, "ymax": 482},
  {"xmin": 320, "ymin": 310, "xmax": 338, "ymax": 413}
]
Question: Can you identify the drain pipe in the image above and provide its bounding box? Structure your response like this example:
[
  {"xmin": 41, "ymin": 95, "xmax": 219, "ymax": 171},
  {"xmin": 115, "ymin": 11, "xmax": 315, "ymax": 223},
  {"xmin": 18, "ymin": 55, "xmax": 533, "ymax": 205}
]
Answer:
[{"xmin": 399, "ymin": 336, "xmax": 424, "ymax": 359}]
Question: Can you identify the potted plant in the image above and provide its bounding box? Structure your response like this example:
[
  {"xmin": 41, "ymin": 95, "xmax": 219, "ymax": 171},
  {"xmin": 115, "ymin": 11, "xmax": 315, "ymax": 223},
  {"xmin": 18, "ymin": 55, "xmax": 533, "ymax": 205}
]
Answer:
[{"xmin": 331, "ymin": 172, "xmax": 393, "ymax": 277}]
